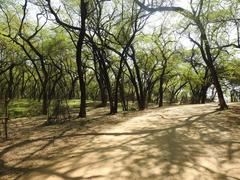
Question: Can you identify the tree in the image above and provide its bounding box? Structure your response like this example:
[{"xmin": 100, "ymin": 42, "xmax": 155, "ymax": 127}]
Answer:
[
  {"xmin": 136, "ymin": 0, "xmax": 228, "ymax": 110},
  {"xmin": 45, "ymin": 0, "xmax": 88, "ymax": 117},
  {"xmin": 0, "ymin": 0, "xmax": 51, "ymax": 114}
]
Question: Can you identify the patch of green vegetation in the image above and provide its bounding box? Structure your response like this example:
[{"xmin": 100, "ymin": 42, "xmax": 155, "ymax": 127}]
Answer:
[
  {"xmin": 8, "ymin": 99, "xmax": 96, "ymax": 118},
  {"xmin": 67, "ymin": 100, "xmax": 97, "ymax": 109},
  {"xmin": 7, "ymin": 99, "xmax": 140, "ymax": 118},
  {"xmin": 68, "ymin": 99, "xmax": 80, "ymax": 108},
  {"xmin": 8, "ymin": 99, "xmax": 42, "ymax": 118},
  {"xmin": 117, "ymin": 102, "xmax": 138, "ymax": 112}
]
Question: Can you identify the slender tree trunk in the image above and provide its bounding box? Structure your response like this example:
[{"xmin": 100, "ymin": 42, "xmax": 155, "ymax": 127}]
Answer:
[
  {"xmin": 97, "ymin": 69, "xmax": 107, "ymax": 107},
  {"xmin": 99, "ymin": 83, "xmax": 108, "ymax": 107},
  {"xmin": 198, "ymin": 22, "xmax": 228, "ymax": 110},
  {"xmin": 113, "ymin": 65, "xmax": 122, "ymax": 114},
  {"xmin": 77, "ymin": 0, "xmax": 87, "ymax": 118},
  {"xmin": 147, "ymin": 87, "xmax": 153, "ymax": 104},
  {"xmin": 200, "ymin": 85, "xmax": 208, "ymax": 104},
  {"xmin": 203, "ymin": 52, "xmax": 228, "ymax": 109},
  {"xmin": 20, "ymin": 72, "xmax": 25, "ymax": 98},
  {"xmin": 158, "ymin": 61, "xmax": 167, "ymax": 107},
  {"xmin": 159, "ymin": 76, "xmax": 164, "ymax": 107},
  {"xmin": 169, "ymin": 91, "xmax": 175, "ymax": 105},
  {"xmin": 120, "ymin": 77, "xmax": 127, "ymax": 111},
  {"xmin": 127, "ymin": 45, "xmax": 146, "ymax": 111},
  {"xmin": 3, "ymin": 65, "xmax": 14, "ymax": 140},
  {"xmin": 76, "ymin": 55, "xmax": 86, "ymax": 118},
  {"xmin": 42, "ymin": 80, "xmax": 48, "ymax": 115},
  {"xmin": 69, "ymin": 78, "xmax": 77, "ymax": 99},
  {"xmin": 169, "ymin": 82, "xmax": 187, "ymax": 105},
  {"xmin": 3, "ymin": 97, "xmax": 9, "ymax": 140},
  {"xmin": 90, "ymin": 40, "xmax": 114, "ymax": 113},
  {"xmin": 208, "ymin": 65, "xmax": 227, "ymax": 109},
  {"xmin": 8, "ymin": 65, "xmax": 14, "ymax": 99},
  {"xmin": 138, "ymin": 92, "xmax": 145, "ymax": 110}
]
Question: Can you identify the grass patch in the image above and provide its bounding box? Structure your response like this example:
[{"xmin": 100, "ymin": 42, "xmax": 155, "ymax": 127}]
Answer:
[
  {"xmin": 8, "ymin": 99, "xmax": 41, "ymax": 118},
  {"xmin": 6, "ymin": 99, "xmax": 140, "ymax": 118},
  {"xmin": 7, "ymin": 99, "xmax": 98, "ymax": 118},
  {"xmin": 68, "ymin": 99, "xmax": 80, "ymax": 108}
]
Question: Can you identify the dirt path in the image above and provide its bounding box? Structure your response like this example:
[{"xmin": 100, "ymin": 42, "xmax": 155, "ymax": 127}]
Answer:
[{"xmin": 1, "ymin": 103, "xmax": 240, "ymax": 180}]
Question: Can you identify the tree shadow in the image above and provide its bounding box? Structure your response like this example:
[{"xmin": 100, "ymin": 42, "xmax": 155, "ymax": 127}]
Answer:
[{"xmin": 1, "ymin": 104, "xmax": 240, "ymax": 179}]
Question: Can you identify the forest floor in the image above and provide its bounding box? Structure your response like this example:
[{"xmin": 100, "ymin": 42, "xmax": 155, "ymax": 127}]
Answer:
[{"xmin": 0, "ymin": 103, "xmax": 240, "ymax": 180}]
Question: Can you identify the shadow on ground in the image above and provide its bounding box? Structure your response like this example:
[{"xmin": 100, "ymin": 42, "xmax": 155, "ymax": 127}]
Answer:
[{"xmin": 0, "ymin": 103, "xmax": 240, "ymax": 180}]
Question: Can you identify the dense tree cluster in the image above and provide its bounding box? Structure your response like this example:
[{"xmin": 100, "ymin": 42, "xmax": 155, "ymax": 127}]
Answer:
[{"xmin": 0, "ymin": 0, "xmax": 239, "ymax": 121}]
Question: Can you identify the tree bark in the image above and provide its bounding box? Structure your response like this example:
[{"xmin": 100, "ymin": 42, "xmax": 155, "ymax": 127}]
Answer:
[
  {"xmin": 77, "ymin": 0, "xmax": 87, "ymax": 118},
  {"xmin": 159, "ymin": 75, "xmax": 164, "ymax": 107},
  {"xmin": 197, "ymin": 22, "xmax": 228, "ymax": 109}
]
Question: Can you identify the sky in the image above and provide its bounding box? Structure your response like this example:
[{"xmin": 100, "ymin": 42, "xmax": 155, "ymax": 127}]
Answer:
[
  {"xmin": 14, "ymin": 0, "xmax": 239, "ymax": 51},
  {"xmin": 142, "ymin": 0, "xmax": 193, "ymax": 48}
]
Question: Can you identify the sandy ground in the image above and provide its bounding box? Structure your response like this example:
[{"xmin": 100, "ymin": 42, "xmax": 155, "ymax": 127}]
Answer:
[{"xmin": 0, "ymin": 103, "xmax": 240, "ymax": 180}]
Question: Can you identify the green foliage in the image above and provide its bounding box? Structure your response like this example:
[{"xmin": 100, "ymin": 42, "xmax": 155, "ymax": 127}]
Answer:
[
  {"xmin": 0, "ymin": 0, "xmax": 239, "ymax": 119},
  {"xmin": 8, "ymin": 99, "xmax": 41, "ymax": 118},
  {"xmin": 225, "ymin": 59, "xmax": 240, "ymax": 86}
]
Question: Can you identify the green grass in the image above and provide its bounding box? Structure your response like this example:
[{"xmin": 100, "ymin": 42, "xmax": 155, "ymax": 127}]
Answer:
[
  {"xmin": 67, "ymin": 99, "xmax": 80, "ymax": 108},
  {"xmin": 7, "ymin": 99, "xmax": 96, "ymax": 118},
  {"xmin": 8, "ymin": 99, "xmax": 42, "ymax": 118},
  {"xmin": 6, "ymin": 99, "xmax": 139, "ymax": 118}
]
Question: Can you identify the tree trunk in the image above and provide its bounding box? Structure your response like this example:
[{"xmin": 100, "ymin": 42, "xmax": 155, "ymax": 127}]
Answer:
[
  {"xmin": 3, "ymin": 98, "xmax": 9, "ymax": 140},
  {"xmin": 42, "ymin": 81, "xmax": 48, "ymax": 115},
  {"xmin": 138, "ymin": 97, "xmax": 145, "ymax": 110},
  {"xmin": 90, "ymin": 40, "xmax": 114, "ymax": 113},
  {"xmin": 169, "ymin": 92, "xmax": 175, "ymax": 105},
  {"xmin": 113, "ymin": 59, "xmax": 124, "ymax": 114},
  {"xmin": 198, "ymin": 22, "xmax": 228, "ymax": 110},
  {"xmin": 99, "ymin": 83, "xmax": 108, "ymax": 107},
  {"xmin": 96, "ymin": 69, "xmax": 107, "ymax": 107},
  {"xmin": 77, "ymin": 0, "xmax": 87, "ymax": 118},
  {"xmin": 203, "ymin": 51, "xmax": 228, "ymax": 109},
  {"xmin": 158, "ymin": 60, "xmax": 167, "ymax": 107},
  {"xmin": 208, "ymin": 64, "xmax": 227, "ymax": 109},
  {"xmin": 159, "ymin": 76, "xmax": 164, "ymax": 107},
  {"xmin": 120, "ymin": 77, "xmax": 127, "ymax": 111},
  {"xmin": 77, "ymin": 59, "xmax": 86, "ymax": 118},
  {"xmin": 69, "ymin": 78, "xmax": 77, "ymax": 99},
  {"xmin": 200, "ymin": 85, "xmax": 208, "ymax": 104}
]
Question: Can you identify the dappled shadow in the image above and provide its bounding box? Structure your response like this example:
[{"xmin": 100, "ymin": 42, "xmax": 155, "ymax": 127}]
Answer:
[{"xmin": 1, "ymin": 103, "xmax": 240, "ymax": 179}]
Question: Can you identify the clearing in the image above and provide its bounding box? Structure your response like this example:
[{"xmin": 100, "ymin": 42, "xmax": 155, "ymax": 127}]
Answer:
[{"xmin": 1, "ymin": 103, "xmax": 240, "ymax": 180}]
